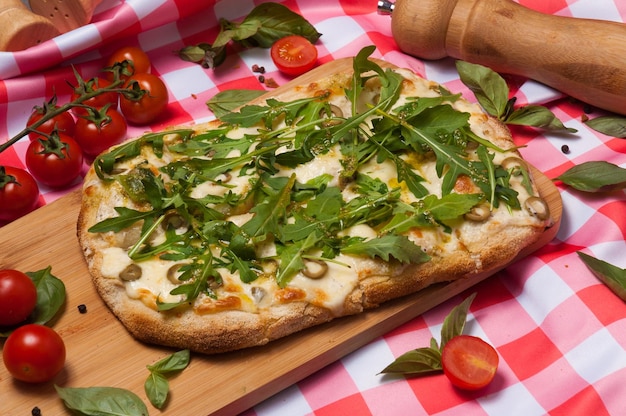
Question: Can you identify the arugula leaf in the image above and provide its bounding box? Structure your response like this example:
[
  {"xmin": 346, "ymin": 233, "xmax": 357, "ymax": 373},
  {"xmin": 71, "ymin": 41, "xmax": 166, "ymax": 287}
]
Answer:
[
  {"xmin": 88, "ymin": 207, "xmax": 155, "ymax": 233},
  {"xmin": 93, "ymin": 130, "xmax": 192, "ymax": 179},
  {"xmin": 276, "ymin": 232, "xmax": 321, "ymax": 286},
  {"xmin": 241, "ymin": 174, "xmax": 295, "ymax": 244},
  {"xmin": 55, "ymin": 385, "xmax": 149, "ymax": 416},
  {"xmin": 341, "ymin": 234, "xmax": 430, "ymax": 264},
  {"xmin": 556, "ymin": 161, "xmax": 626, "ymax": 192}
]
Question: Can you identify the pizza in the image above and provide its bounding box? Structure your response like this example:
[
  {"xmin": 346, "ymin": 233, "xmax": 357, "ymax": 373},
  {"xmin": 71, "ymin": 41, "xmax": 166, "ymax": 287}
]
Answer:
[{"xmin": 77, "ymin": 49, "xmax": 553, "ymax": 354}]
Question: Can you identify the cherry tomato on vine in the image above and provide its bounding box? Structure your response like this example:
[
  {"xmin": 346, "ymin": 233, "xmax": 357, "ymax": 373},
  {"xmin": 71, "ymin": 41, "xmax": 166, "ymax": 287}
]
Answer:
[
  {"xmin": 3, "ymin": 324, "xmax": 66, "ymax": 383},
  {"xmin": 106, "ymin": 46, "xmax": 151, "ymax": 81},
  {"xmin": 270, "ymin": 35, "xmax": 318, "ymax": 76},
  {"xmin": 0, "ymin": 269, "xmax": 37, "ymax": 326},
  {"xmin": 25, "ymin": 133, "xmax": 84, "ymax": 188},
  {"xmin": 26, "ymin": 104, "xmax": 75, "ymax": 141},
  {"xmin": 75, "ymin": 106, "xmax": 128, "ymax": 158},
  {"xmin": 441, "ymin": 335, "xmax": 499, "ymax": 390},
  {"xmin": 0, "ymin": 166, "xmax": 40, "ymax": 222},
  {"xmin": 120, "ymin": 73, "xmax": 168, "ymax": 125},
  {"xmin": 70, "ymin": 77, "xmax": 119, "ymax": 117}
]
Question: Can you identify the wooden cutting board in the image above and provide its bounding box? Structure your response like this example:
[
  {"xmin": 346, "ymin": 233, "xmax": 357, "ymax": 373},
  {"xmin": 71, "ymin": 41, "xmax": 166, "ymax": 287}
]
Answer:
[{"xmin": 0, "ymin": 58, "xmax": 562, "ymax": 416}]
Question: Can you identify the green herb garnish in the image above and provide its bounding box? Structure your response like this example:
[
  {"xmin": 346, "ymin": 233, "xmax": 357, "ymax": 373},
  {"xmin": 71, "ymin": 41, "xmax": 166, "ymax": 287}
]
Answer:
[
  {"xmin": 178, "ymin": 3, "xmax": 321, "ymax": 69},
  {"xmin": 145, "ymin": 349, "xmax": 191, "ymax": 409},
  {"xmin": 555, "ymin": 161, "xmax": 626, "ymax": 192},
  {"xmin": 578, "ymin": 252, "xmax": 626, "ymax": 301},
  {"xmin": 55, "ymin": 385, "xmax": 149, "ymax": 416},
  {"xmin": 456, "ymin": 60, "xmax": 576, "ymax": 133},
  {"xmin": 380, "ymin": 293, "xmax": 476, "ymax": 375},
  {"xmin": 90, "ymin": 47, "xmax": 535, "ymax": 310}
]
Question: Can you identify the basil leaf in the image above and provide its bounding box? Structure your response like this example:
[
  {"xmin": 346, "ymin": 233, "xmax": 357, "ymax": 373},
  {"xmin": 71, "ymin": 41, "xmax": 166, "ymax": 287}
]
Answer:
[
  {"xmin": 242, "ymin": 3, "xmax": 322, "ymax": 48},
  {"xmin": 213, "ymin": 19, "xmax": 262, "ymax": 48},
  {"xmin": 379, "ymin": 346, "xmax": 442, "ymax": 375},
  {"xmin": 145, "ymin": 372, "xmax": 169, "ymax": 409},
  {"xmin": 556, "ymin": 161, "xmax": 626, "ymax": 192},
  {"xmin": 440, "ymin": 292, "xmax": 476, "ymax": 349},
  {"xmin": 505, "ymin": 105, "xmax": 577, "ymax": 133},
  {"xmin": 585, "ymin": 115, "xmax": 626, "ymax": 138},
  {"xmin": 55, "ymin": 385, "xmax": 149, "ymax": 416},
  {"xmin": 578, "ymin": 252, "xmax": 626, "ymax": 301},
  {"xmin": 206, "ymin": 89, "xmax": 266, "ymax": 118},
  {"xmin": 456, "ymin": 60, "xmax": 509, "ymax": 118},
  {"xmin": 26, "ymin": 266, "xmax": 66, "ymax": 325},
  {"xmin": 147, "ymin": 349, "xmax": 190, "ymax": 374}
]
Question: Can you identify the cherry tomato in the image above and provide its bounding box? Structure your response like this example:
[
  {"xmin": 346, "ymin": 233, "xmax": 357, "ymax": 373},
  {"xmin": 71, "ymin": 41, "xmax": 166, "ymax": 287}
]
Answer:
[
  {"xmin": 120, "ymin": 73, "xmax": 168, "ymax": 125},
  {"xmin": 25, "ymin": 133, "xmax": 84, "ymax": 188},
  {"xmin": 0, "ymin": 166, "xmax": 40, "ymax": 222},
  {"xmin": 0, "ymin": 269, "xmax": 37, "ymax": 326},
  {"xmin": 75, "ymin": 107, "xmax": 128, "ymax": 158},
  {"xmin": 270, "ymin": 35, "xmax": 318, "ymax": 76},
  {"xmin": 106, "ymin": 46, "xmax": 151, "ymax": 81},
  {"xmin": 71, "ymin": 77, "xmax": 119, "ymax": 117},
  {"xmin": 441, "ymin": 335, "xmax": 499, "ymax": 390},
  {"xmin": 27, "ymin": 105, "xmax": 75, "ymax": 141},
  {"xmin": 3, "ymin": 324, "xmax": 66, "ymax": 383}
]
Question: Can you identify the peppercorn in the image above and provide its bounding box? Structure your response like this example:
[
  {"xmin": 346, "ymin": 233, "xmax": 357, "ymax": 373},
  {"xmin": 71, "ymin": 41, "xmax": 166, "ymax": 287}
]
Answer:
[
  {"xmin": 252, "ymin": 64, "xmax": 266, "ymax": 74},
  {"xmin": 77, "ymin": 304, "xmax": 87, "ymax": 314},
  {"xmin": 561, "ymin": 144, "xmax": 570, "ymax": 154},
  {"xmin": 32, "ymin": 407, "xmax": 41, "ymax": 416}
]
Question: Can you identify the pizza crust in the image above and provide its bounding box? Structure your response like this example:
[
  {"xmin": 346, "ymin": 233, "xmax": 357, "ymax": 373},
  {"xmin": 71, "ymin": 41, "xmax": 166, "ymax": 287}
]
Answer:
[{"xmin": 77, "ymin": 63, "xmax": 551, "ymax": 354}]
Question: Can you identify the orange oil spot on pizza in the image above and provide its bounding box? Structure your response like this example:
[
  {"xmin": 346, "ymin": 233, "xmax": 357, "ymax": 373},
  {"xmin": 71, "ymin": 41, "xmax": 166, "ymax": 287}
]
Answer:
[
  {"xmin": 275, "ymin": 287, "xmax": 306, "ymax": 303},
  {"xmin": 138, "ymin": 289, "xmax": 158, "ymax": 310},
  {"xmin": 195, "ymin": 295, "xmax": 242, "ymax": 314},
  {"xmin": 454, "ymin": 174, "xmax": 479, "ymax": 194}
]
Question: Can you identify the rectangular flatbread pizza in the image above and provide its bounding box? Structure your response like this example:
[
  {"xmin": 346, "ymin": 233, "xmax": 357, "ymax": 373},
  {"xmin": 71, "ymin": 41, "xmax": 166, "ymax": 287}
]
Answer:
[{"xmin": 77, "ymin": 49, "xmax": 553, "ymax": 354}]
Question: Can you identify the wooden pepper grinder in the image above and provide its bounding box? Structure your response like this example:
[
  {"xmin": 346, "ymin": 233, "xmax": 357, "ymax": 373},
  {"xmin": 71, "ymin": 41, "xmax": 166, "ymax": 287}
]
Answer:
[
  {"xmin": 379, "ymin": 0, "xmax": 626, "ymax": 116},
  {"xmin": 0, "ymin": 0, "xmax": 60, "ymax": 51}
]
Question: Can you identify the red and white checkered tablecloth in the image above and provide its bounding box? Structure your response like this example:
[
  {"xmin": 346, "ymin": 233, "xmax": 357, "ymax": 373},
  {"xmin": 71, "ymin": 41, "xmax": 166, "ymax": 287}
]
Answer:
[{"xmin": 2, "ymin": 0, "xmax": 626, "ymax": 415}]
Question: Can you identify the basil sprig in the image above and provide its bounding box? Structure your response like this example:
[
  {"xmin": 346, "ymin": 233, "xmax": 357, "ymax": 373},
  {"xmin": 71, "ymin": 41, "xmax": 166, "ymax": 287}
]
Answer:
[
  {"xmin": 178, "ymin": 3, "xmax": 321, "ymax": 69},
  {"xmin": 145, "ymin": 350, "xmax": 191, "ymax": 409},
  {"xmin": 456, "ymin": 61, "xmax": 576, "ymax": 133},
  {"xmin": 380, "ymin": 293, "xmax": 476, "ymax": 375}
]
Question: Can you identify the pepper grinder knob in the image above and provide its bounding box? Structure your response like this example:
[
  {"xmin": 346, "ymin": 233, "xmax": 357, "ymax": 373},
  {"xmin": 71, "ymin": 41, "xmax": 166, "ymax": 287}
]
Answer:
[{"xmin": 377, "ymin": 0, "xmax": 394, "ymax": 15}]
